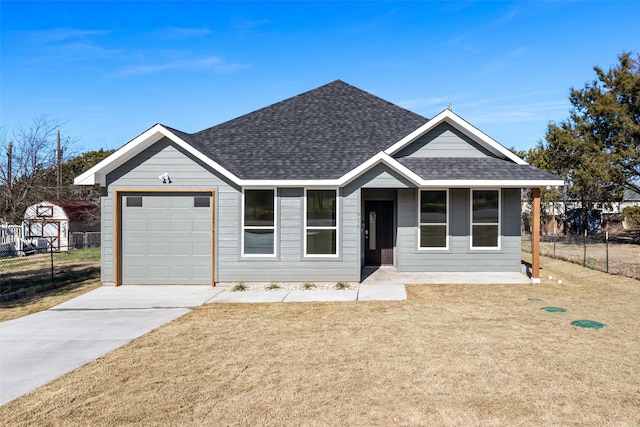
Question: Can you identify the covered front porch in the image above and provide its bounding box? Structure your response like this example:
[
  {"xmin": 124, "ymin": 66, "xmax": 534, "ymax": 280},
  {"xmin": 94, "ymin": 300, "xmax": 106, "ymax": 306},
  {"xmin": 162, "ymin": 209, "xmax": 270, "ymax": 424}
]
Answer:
[{"xmin": 360, "ymin": 265, "xmax": 532, "ymax": 285}]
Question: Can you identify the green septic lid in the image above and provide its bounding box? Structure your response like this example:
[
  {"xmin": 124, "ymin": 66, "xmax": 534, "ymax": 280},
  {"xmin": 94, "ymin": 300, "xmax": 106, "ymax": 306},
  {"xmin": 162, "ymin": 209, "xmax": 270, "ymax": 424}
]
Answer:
[
  {"xmin": 571, "ymin": 320, "xmax": 605, "ymax": 329},
  {"xmin": 541, "ymin": 306, "xmax": 566, "ymax": 313},
  {"xmin": 528, "ymin": 298, "xmax": 543, "ymax": 302}
]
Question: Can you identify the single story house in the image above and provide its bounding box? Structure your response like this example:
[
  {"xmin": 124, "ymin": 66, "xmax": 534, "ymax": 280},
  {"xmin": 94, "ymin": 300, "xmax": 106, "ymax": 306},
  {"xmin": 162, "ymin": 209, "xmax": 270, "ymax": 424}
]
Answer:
[
  {"xmin": 75, "ymin": 81, "xmax": 562, "ymax": 286},
  {"xmin": 23, "ymin": 200, "xmax": 100, "ymax": 251}
]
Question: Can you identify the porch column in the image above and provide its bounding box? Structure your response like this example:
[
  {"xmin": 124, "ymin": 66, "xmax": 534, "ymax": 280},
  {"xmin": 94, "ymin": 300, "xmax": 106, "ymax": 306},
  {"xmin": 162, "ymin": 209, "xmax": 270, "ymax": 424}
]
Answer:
[{"xmin": 531, "ymin": 187, "xmax": 541, "ymax": 283}]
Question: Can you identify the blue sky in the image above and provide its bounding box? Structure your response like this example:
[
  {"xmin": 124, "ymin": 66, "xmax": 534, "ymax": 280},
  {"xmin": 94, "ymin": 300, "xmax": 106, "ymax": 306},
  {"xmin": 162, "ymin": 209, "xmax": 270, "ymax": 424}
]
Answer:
[{"xmin": 2, "ymin": 1, "xmax": 639, "ymax": 155}]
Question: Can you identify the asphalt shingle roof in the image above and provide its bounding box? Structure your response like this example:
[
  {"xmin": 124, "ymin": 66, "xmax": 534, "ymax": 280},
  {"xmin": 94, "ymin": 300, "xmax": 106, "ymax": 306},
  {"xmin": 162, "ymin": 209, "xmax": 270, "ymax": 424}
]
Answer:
[
  {"xmin": 397, "ymin": 157, "xmax": 562, "ymax": 181},
  {"xmin": 181, "ymin": 80, "xmax": 429, "ymax": 180}
]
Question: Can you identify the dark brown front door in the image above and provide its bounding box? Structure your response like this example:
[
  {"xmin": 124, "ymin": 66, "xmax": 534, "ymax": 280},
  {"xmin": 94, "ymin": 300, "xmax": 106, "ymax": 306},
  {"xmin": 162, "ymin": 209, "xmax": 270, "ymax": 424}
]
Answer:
[{"xmin": 364, "ymin": 201, "xmax": 394, "ymax": 266}]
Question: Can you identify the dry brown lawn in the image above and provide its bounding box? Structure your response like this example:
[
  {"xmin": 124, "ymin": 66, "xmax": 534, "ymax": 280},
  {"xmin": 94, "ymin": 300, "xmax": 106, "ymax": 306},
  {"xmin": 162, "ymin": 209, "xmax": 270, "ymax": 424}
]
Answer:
[
  {"xmin": 0, "ymin": 279, "xmax": 102, "ymax": 322},
  {"xmin": 1, "ymin": 255, "xmax": 639, "ymax": 426}
]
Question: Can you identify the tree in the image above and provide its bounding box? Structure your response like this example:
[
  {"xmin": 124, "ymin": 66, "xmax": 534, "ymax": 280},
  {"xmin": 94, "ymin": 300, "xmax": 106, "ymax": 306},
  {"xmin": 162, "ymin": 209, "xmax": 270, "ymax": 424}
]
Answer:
[
  {"xmin": 0, "ymin": 115, "xmax": 72, "ymax": 223},
  {"xmin": 535, "ymin": 52, "xmax": 640, "ymax": 233},
  {"xmin": 0, "ymin": 116, "xmax": 113, "ymax": 223},
  {"xmin": 568, "ymin": 52, "xmax": 640, "ymax": 194}
]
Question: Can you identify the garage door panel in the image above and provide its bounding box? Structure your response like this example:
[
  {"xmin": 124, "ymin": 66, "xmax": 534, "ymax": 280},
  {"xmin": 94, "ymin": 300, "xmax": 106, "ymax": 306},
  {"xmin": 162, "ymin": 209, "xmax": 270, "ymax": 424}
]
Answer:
[
  {"xmin": 192, "ymin": 266, "xmax": 211, "ymax": 280},
  {"xmin": 192, "ymin": 219, "xmax": 211, "ymax": 232},
  {"xmin": 124, "ymin": 219, "xmax": 146, "ymax": 232},
  {"xmin": 192, "ymin": 242, "xmax": 211, "ymax": 254},
  {"xmin": 148, "ymin": 219, "xmax": 169, "ymax": 232},
  {"xmin": 121, "ymin": 193, "xmax": 213, "ymax": 285},
  {"xmin": 170, "ymin": 219, "xmax": 191, "ymax": 232},
  {"xmin": 147, "ymin": 244, "xmax": 169, "ymax": 256},
  {"xmin": 170, "ymin": 242, "xmax": 190, "ymax": 255},
  {"xmin": 146, "ymin": 266, "xmax": 170, "ymax": 279},
  {"xmin": 170, "ymin": 197, "xmax": 193, "ymax": 208}
]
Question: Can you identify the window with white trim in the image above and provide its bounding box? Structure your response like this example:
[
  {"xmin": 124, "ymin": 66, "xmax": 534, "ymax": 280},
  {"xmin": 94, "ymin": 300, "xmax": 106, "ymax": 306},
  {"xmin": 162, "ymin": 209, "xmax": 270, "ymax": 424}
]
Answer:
[
  {"xmin": 305, "ymin": 189, "xmax": 337, "ymax": 256},
  {"xmin": 243, "ymin": 189, "xmax": 276, "ymax": 256},
  {"xmin": 419, "ymin": 190, "xmax": 448, "ymax": 249},
  {"xmin": 471, "ymin": 189, "xmax": 500, "ymax": 249}
]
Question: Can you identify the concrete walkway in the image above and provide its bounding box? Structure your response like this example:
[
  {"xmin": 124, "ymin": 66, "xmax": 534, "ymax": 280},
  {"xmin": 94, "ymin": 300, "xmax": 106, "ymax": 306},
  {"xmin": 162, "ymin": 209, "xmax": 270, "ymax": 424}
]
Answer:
[{"xmin": 207, "ymin": 283, "xmax": 407, "ymax": 303}]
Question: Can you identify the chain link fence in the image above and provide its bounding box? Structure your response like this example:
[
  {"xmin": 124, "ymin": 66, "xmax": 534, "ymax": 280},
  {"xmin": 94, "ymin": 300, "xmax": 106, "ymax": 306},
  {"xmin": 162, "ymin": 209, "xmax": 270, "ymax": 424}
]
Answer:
[
  {"xmin": 0, "ymin": 233, "xmax": 101, "ymax": 302},
  {"xmin": 522, "ymin": 233, "xmax": 640, "ymax": 280}
]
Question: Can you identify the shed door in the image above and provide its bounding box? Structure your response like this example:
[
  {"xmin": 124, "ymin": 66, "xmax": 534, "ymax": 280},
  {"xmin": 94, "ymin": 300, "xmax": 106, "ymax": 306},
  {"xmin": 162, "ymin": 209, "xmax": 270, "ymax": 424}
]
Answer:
[{"xmin": 120, "ymin": 192, "xmax": 213, "ymax": 285}]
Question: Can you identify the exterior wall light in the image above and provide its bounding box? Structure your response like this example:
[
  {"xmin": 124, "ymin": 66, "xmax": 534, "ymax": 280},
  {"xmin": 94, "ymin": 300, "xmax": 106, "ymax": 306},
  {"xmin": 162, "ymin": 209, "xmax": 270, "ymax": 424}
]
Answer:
[{"xmin": 158, "ymin": 172, "xmax": 171, "ymax": 184}]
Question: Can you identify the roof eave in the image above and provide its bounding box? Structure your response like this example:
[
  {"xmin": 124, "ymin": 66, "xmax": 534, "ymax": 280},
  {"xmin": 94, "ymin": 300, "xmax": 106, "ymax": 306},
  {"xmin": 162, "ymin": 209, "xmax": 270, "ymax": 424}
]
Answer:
[
  {"xmin": 385, "ymin": 109, "xmax": 528, "ymax": 165},
  {"xmin": 74, "ymin": 124, "xmax": 241, "ymax": 187}
]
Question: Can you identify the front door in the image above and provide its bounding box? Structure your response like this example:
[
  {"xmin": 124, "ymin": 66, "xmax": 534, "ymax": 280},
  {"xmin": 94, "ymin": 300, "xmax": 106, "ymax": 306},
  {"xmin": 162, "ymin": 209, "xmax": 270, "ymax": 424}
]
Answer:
[{"xmin": 364, "ymin": 201, "xmax": 394, "ymax": 265}]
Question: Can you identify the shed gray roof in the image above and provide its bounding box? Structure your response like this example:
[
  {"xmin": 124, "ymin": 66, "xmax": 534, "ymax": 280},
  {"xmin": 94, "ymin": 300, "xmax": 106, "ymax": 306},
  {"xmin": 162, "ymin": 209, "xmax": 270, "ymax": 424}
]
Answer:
[
  {"xmin": 173, "ymin": 80, "xmax": 429, "ymax": 180},
  {"xmin": 397, "ymin": 157, "xmax": 561, "ymax": 181}
]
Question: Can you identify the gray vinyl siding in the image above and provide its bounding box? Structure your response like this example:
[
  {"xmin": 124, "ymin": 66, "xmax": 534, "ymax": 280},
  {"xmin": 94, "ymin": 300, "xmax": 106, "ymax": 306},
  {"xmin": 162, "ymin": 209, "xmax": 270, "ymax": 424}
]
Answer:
[
  {"xmin": 349, "ymin": 164, "xmax": 414, "ymax": 189},
  {"xmin": 396, "ymin": 187, "xmax": 522, "ymax": 272},
  {"xmin": 223, "ymin": 186, "xmax": 360, "ymax": 282},
  {"xmin": 103, "ymin": 137, "xmax": 361, "ymax": 283},
  {"xmin": 100, "ymin": 195, "xmax": 114, "ymax": 283},
  {"xmin": 394, "ymin": 122, "xmax": 493, "ymax": 158}
]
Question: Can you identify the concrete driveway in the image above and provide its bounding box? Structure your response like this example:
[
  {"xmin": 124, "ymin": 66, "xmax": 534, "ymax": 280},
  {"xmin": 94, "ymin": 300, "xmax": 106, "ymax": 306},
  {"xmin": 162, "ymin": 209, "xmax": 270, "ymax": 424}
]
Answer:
[{"xmin": 0, "ymin": 285, "xmax": 224, "ymax": 405}]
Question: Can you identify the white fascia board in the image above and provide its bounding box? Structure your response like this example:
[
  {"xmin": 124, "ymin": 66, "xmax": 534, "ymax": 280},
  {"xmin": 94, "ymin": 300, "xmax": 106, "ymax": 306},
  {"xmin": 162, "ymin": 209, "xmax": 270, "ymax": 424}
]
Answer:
[
  {"xmin": 239, "ymin": 153, "xmax": 424, "ymax": 188},
  {"xmin": 339, "ymin": 152, "xmax": 423, "ymax": 187},
  {"xmin": 385, "ymin": 109, "xmax": 528, "ymax": 166},
  {"xmin": 74, "ymin": 126, "xmax": 162, "ymax": 186},
  {"xmin": 239, "ymin": 179, "xmax": 340, "ymax": 188},
  {"xmin": 74, "ymin": 125, "xmax": 241, "ymax": 186},
  {"xmin": 418, "ymin": 179, "xmax": 565, "ymax": 188}
]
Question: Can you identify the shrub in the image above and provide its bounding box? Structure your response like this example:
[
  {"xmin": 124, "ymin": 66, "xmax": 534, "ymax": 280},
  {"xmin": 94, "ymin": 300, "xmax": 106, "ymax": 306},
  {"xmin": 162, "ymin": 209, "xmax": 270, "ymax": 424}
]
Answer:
[
  {"xmin": 335, "ymin": 282, "xmax": 349, "ymax": 290},
  {"xmin": 231, "ymin": 282, "xmax": 246, "ymax": 292}
]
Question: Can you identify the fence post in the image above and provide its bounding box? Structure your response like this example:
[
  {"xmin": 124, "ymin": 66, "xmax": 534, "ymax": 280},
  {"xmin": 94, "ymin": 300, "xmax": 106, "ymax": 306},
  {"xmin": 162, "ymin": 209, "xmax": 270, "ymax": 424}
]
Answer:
[
  {"xmin": 50, "ymin": 239, "xmax": 55, "ymax": 287},
  {"xmin": 583, "ymin": 230, "xmax": 587, "ymax": 267},
  {"xmin": 605, "ymin": 232, "xmax": 609, "ymax": 273}
]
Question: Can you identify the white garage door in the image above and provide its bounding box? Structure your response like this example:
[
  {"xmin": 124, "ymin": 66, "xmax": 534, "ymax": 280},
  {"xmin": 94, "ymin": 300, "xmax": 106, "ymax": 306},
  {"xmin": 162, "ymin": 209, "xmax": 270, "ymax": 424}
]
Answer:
[{"xmin": 120, "ymin": 192, "xmax": 213, "ymax": 285}]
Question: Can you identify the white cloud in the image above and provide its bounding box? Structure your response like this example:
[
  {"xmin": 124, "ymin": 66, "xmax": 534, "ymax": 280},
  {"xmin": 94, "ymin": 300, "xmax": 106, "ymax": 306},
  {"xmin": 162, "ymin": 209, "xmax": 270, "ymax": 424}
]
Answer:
[
  {"xmin": 154, "ymin": 27, "xmax": 213, "ymax": 39},
  {"xmin": 20, "ymin": 28, "xmax": 112, "ymax": 44},
  {"xmin": 116, "ymin": 55, "xmax": 247, "ymax": 76}
]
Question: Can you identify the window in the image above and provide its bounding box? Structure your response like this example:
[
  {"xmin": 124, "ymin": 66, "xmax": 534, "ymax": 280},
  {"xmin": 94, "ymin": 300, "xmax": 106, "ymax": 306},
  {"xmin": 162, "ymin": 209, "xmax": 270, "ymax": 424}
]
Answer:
[
  {"xmin": 194, "ymin": 197, "xmax": 210, "ymax": 208},
  {"xmin": 419, "ymin": 190, "xmax": 448, "ymax": 248},
  {"xmin": 243, "ymin": 189, "xmax": 275, "ymax": 256},
  {"xmin": 36, "ymin": 205, "xmax": 53, "ymax": 217},
  {"xmin": 471, "ymin": 189, "xmax": 500, "ymax": 249},
  {"xmin": 306, "ymin": 189, "xmax": 337, "ymax": 256},
  {"xmin": 126, "ymin": 196, "xmax": 142, "ymax": 207}
]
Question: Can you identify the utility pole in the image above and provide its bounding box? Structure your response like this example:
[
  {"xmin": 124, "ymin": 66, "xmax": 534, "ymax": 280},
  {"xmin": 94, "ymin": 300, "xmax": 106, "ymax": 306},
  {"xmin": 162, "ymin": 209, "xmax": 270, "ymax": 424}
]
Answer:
[
  {"xmin": 56, "ymin": 130, "xmax": 62, "ymax": 200},
  {"xmin": 6, "ymin": 141, "xmax": 12, "ymax": 214}
]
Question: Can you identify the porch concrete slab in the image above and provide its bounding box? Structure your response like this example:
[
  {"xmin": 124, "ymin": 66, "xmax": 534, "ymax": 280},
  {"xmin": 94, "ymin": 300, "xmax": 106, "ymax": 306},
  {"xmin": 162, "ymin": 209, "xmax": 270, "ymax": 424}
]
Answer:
[
  {"xmin": 361, "ymin": 267, "xmax": 531, "ymax": 285},
  {"xmin": 358, "ymin": 284, "xmax": 407, "ymax": 301},
  {"xmin": 284, "ymin": 289, "xmax": 358, "ymax": 302},
  {"xmin": 53, "ymin": 285, "xmax": 224, "ymax": 310},
  {"xmin": 208, "ymin": 289, "xmax": 290, "ymax": 303}
]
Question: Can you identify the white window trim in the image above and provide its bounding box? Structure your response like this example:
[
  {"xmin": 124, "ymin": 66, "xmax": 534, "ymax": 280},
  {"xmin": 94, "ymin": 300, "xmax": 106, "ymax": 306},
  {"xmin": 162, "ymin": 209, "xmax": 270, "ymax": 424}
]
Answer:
[
  {"xmin": 418, "ymin": 188, "xmax": 449, "ymax": 251},
  {"xmin": 241, "ymin": 188, "xmax": 277, "ymax": 257},
  {"xmin": 304, "ymin": 188, "xmax": 339, "ymax": 258},
  {"xmin": 470, "ymin": 188, "xmax": 501, "ymax": 250}
]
